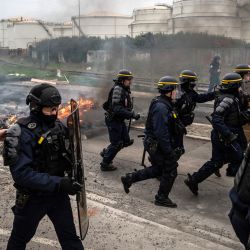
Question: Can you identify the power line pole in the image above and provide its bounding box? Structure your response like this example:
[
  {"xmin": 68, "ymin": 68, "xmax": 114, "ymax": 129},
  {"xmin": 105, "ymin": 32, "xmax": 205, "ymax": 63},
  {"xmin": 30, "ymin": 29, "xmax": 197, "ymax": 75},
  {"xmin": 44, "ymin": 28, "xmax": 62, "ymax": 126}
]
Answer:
[{"xmin": 78, "ymin": 0, "xmax": 81, "ymax": 37}]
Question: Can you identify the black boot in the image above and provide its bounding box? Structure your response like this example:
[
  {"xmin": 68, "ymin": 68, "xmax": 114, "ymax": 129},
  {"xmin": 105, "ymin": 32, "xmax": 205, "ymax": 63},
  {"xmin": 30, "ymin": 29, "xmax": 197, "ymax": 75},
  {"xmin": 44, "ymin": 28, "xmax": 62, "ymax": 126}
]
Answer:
[
  {"xmin": 226, "ymin": 168, "xmax": 237, "ymax": 177},
  {"xmin": 100, "ymin": 148, "xmax": 106, "ymax": 158},
  {"xmin": 154, "ymin": 194, "xmax": 177, "ymax": 208},
  {"xmin": 184, "ymin": 173, "xmax": 198, "ymax": 196},
  {"xmin": 100, "ymin": 162, "xmax": 117, "ymax": 172},
  {"xmin": 214, "ymin": 169, "xmax": 221, "ymax": 177},
  {"xmin": 121, "ymin": 173, "xmax": 133, "ymax": 194},
  {"xmin": 123, "ymin": 139, "xmax": 134, "ymax": 148}
]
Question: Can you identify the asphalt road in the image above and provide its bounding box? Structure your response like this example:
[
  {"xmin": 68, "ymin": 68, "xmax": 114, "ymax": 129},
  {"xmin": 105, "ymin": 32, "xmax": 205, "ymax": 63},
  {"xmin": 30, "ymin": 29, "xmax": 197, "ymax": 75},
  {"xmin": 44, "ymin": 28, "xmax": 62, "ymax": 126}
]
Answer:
[{"xmin": 0, "ymin": 130, "xmax": 243, "ymax": 250}]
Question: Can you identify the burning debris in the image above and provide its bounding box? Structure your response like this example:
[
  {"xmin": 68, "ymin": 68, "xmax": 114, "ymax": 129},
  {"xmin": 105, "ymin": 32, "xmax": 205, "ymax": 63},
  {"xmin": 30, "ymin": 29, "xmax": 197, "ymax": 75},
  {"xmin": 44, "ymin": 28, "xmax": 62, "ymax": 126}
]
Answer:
[
  {"xmin": 0, "ymin": 96, "xmax": 98, "ymax": 129},
  {"xmin": 58, "ymin": 97, "xmax": 98, "ymax": 124}
]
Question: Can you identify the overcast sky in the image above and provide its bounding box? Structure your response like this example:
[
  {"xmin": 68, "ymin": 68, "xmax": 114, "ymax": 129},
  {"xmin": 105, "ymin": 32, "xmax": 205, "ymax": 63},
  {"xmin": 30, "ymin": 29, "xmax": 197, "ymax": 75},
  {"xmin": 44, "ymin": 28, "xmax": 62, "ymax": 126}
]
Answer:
[{"xmin": 1, "ymin": 0, "xmax": 173, "ymax": 22}]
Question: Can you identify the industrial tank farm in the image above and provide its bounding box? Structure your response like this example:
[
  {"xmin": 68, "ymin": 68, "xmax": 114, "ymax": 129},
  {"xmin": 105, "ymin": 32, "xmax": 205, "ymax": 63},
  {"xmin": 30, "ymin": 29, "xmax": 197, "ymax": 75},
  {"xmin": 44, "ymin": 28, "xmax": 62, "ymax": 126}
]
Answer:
[
  {"xmin": 129, "ymin": 5, "xmax": 172, "ymax": 38},
  {"xmin": 171, "ymin": 0, "xmax": 242, "ymax": 39},
  {"xmin": 72, "ymin": 12, "xmax": 132, "ymax": 38}
]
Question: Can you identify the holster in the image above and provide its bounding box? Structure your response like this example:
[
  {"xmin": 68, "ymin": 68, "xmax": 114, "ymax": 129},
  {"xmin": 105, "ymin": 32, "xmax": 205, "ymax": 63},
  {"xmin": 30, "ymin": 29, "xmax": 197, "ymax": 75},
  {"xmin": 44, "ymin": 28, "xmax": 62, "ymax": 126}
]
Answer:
[
  {"xmin": 15, "ymin": 190, "xmax": 30, "ymax": 208},
  {"xmin": 144, "ymin": 137, "xmax": 158, "ymax": 155}
]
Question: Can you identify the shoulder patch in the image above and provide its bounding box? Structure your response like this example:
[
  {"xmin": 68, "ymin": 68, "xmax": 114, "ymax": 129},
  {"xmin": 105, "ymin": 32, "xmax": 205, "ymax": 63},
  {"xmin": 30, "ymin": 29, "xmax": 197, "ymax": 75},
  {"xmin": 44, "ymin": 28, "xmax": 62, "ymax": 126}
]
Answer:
[{"xmin": 27, "ymin": 122, "xmax": 37, "ymax": 130}]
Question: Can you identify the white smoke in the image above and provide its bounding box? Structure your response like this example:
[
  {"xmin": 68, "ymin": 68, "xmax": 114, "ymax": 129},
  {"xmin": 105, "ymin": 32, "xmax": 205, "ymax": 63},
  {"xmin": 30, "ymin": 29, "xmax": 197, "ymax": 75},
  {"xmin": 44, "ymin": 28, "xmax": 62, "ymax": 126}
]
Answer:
[
  {"xmin": 237, "ymin": 0, "xmax": 250, "ymax": 7},
  {"xmin": 1, "ymin": 0, "xmax": 173, "ymax": 22}
]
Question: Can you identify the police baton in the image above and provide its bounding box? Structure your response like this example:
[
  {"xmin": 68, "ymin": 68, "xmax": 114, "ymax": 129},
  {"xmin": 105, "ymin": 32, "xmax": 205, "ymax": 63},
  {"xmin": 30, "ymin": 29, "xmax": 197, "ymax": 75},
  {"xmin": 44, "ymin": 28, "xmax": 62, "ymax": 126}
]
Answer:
[
  {"xmin": 138, "ymin": 135, "xmax": 147, "ymax": 168},
  {"xmin": 128, "ymin": 97, "xmax": 134, "ymax": 133}
]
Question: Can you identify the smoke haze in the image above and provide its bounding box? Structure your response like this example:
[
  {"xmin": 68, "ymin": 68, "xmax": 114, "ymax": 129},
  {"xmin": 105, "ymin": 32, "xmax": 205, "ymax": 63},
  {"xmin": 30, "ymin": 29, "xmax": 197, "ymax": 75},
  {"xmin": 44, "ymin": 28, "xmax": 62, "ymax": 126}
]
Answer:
[{"xmin": 1, "ymin": 0, "xmax": 173, "ymax": 21}]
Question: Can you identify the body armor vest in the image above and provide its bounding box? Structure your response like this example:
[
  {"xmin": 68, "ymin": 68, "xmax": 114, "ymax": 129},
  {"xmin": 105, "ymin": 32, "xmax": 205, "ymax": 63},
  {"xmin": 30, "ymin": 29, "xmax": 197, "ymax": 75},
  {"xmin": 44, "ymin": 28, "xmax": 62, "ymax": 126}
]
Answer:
[
  {"xmin": 214, "ymin": 94, "xmax": 241, "ymax": 127},
  {"xmin": 103, "ymin": 83, "xmax": 132, "ymax": 114},
  {"xmin": 145, "ymin": 96, "xmax": 186, "ymax": 146},
  {"xmin": 18, "ymin": 117, "xmax": 72, "ymax": 177}
]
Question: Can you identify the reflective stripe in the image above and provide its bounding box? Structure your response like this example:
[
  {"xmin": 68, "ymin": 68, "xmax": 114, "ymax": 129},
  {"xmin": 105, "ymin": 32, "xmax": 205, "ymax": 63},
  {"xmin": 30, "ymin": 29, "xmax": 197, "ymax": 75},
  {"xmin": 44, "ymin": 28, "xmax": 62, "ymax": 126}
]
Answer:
[
  {"xmin": 179, "ymin": 74, "xmax": 197, "ymax": 79},
  {"xmin": 117, "ymin": 74, "xmax": 133, "ymax": 77},
  {"xmin": 158, "ymin": 82, "xmax": 178, "ymax": 85},
  {"xmin": 234, "ymin": 69, "xmax": 250, "ymax": 71},
  {"xmin": 221, "ymin": 79, "xmax": 242, "ymax": 84}
]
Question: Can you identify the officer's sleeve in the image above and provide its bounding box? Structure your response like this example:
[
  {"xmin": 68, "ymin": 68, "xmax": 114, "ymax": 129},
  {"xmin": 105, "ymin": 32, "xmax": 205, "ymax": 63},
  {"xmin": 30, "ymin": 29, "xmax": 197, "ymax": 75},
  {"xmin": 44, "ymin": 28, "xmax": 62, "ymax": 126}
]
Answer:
[
  {"xmin": 9, "ymin": 128, "xmax": 61, "ymax": 192},
  {"xmin": 212, "ymin": 97, "xmax": 234, "ymax": 137},
  {"xmin": 194, "ymin": 91, "xmax": 215, "ymax": 103},
  {"xmin": 152, "ymin": 103, "xmax": 172, "ymax": 155},
  {"xmin": 112, "ymin": 86, "xmax": 133, "ymax": 119}
]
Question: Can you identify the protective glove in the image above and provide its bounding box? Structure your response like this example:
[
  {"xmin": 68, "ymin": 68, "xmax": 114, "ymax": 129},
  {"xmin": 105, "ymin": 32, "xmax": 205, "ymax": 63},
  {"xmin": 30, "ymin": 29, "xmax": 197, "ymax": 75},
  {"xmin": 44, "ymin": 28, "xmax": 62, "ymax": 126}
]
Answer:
[
  {"xmin": 59, "ymin": 177, "xmax": 82, "ymax": 195},
  {"xmin": 132, "ymin": 111, "xmax": 140, "ymax": 120},
  {"xmin": 225, "ymin": 133, "xmax": 238, "ymax": 146}
]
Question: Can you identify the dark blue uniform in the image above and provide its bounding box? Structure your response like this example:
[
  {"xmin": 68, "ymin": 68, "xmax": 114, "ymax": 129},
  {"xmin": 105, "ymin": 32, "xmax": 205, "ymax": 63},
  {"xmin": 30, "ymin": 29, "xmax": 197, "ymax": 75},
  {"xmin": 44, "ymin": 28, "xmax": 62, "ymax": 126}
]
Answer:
[
  {"xmin": 229, "ymin": 143, "xmax": 250, "ymax": 249},
  {"xmin": 176, "ymin": 90, "xmax": 215, "ymax": 127},
  {"xmin": 191, "ymin": 93, "xmax": 247, "ymax": 184},
  {"xmin": 4, "ymin": 115, "xmax": 84, "ymax": 250},
  {"xmin": 125, "ymin": 95, "xmax": 183, "ymax": 200},
  {"xmin": 175, "ymin": 90, "xmax": 215, "ymax": 150},
  {"xmin": 229, "ymin": 188, "xmax": 250, "ymax": 249},
  {"xmin": 102, "ymin": 82, "xmax": 133, "ymax": 165}
]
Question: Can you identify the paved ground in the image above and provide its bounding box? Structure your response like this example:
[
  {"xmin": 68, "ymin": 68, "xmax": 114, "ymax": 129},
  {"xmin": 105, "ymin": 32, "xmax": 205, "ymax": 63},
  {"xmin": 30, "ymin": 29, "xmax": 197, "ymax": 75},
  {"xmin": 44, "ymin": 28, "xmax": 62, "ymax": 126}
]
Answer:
[{"xmin": 0, "ymin": 129, "xmax": 244, "ymax": 250}]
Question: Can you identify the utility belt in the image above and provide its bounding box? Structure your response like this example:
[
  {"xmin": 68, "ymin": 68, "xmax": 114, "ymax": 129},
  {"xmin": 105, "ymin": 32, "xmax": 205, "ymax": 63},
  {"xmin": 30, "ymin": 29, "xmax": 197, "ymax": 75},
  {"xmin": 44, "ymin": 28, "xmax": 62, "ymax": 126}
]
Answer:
[{"xmin": 144, "ymin": 136, "xmax": 158, "ymax": 155}]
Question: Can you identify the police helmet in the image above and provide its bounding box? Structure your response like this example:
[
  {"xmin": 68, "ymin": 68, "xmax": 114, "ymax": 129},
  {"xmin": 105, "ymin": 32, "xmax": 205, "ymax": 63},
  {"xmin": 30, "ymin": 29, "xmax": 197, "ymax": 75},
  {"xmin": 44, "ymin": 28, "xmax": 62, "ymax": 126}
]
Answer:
[
  {"xmin": 219, "ymin": 73, "xmax": 242, "ymax": 90},
  {"xmin": 179, "ymin": 70, "xmax": 198, "ymax": 84},
  {"xmin": 157, "ymin": 76, "xmax": 178, "ymax": 92},
  {"xmin": 117, "ymin": 69, "xmax": 133, "ymax": 81},
  {"xmin": 26, "ymin": 83, "xmax": 62, "ymax": 107},
  {"xmin": 234, "ymin": 64, "xmax": 250, "ymax": 77}
]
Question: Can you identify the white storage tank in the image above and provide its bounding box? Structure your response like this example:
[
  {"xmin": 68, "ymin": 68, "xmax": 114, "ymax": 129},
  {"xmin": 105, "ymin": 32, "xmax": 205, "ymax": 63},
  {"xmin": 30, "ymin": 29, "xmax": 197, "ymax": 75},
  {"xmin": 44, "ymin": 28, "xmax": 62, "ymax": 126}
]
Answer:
[
  {"xmin": 129, "ymin": 4, "xmax": 172, "ymax": 38},
  {"xmin": 72, "ymin": 12, "xmax": 132, "ymax": 38},
  {"xmin": 171, "ymin": 0, "xmax": 241, "ymax": 40},
  {"xmin": 241, "ymin": 18, "xmax": 250, "ymax": 43},
  {"xmin": 4, "ymin": 18, "xmax": 73, "ymax": 49}
]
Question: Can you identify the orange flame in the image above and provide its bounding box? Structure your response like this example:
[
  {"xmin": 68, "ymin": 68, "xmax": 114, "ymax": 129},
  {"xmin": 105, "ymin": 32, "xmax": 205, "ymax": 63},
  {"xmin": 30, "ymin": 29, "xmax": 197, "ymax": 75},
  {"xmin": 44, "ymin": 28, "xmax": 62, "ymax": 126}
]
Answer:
[{"xmin": 58, "ymin": 97, "xmax": 96, "ymax": 120}]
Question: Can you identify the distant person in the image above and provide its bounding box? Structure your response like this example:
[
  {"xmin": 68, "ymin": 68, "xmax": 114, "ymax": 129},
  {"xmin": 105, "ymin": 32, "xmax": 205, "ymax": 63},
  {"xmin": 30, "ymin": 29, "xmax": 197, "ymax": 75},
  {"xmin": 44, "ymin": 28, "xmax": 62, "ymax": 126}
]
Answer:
[{"xmin": 208, "ymin": 55, "xmax": 221, "ymax": 92}]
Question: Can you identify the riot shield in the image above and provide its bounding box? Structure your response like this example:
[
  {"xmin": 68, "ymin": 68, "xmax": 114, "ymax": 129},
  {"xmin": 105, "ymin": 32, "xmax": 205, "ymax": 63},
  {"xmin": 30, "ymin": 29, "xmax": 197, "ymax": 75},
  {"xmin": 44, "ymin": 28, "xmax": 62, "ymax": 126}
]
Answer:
[{"xmin": 67, "ymin": 99, "xmax": 89, "ymax": 240}]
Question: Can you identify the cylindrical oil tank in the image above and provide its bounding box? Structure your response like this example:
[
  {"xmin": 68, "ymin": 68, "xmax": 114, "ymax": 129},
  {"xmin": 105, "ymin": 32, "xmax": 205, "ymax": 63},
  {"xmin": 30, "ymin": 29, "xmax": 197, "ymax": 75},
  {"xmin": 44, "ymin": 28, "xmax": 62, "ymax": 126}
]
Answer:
[
  {"xmin": 72, "ymin": 12, "xmax": 132, "ymax": 38},
  {"xmin": 241, "ymin": 18, "xmax": 250, "ymax": 43},
  {"xmin": 129, "ymin": 5, "xmax": 172, "ymax": 38},
  {"xmin": 172, "ymin": 0, "xmax": 238, "ymax": 17},
  {"xmin": 171, "ymin": 0, "xmax": 241, "ymax": 40}
]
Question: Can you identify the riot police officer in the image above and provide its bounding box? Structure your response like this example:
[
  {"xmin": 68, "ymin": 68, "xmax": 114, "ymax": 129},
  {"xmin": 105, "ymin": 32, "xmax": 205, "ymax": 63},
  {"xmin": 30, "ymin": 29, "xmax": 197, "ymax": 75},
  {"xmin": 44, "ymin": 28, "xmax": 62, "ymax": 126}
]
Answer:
[
  {"xmin": 229, "ymin": 143, "xmax": 250, "ymax": 249},
  {"xmin": 185, "ymin": 73, "xmax": 248, "ymax": 195},
  {"xmin": 175, "ymin": 70, "xmax": 215, "ymax": 151},
  {"xmin": 121, "ymin": 76, "xmax": 185, "ymax": 208},
  {"xmin": 234, "ymin": 64, "xmax": 250, "ymax": 96},
  {"xmin": 100, "ymin": 70, "xmax": 140, "ymax": 171},
  {"xmin": 3, "ymin": 84, "xmax": 84, "ymax": 249}
]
